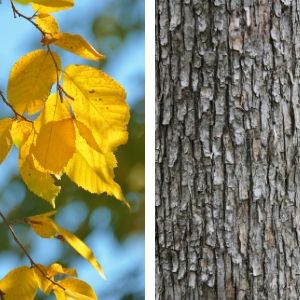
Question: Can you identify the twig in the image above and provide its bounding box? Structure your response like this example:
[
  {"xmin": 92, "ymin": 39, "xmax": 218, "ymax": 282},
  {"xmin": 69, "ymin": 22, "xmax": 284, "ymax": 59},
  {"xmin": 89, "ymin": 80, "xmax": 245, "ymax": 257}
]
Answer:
[
  {"xmin": 46, "ymin": 46, "xmax": 74, "ymax": 102},
  {"xmin": 9, "ymin": 1, "xmax": 75, "ymax": 105},
  {"xmin": 58, "ymin": 85, "xmax": 74, "ymax": 101},
  {"xmin": 10, "ymin": 0, "xmax": 44, "ymax": 36},
  {"xmin": 46, "ymin": 45, "xmax": 62, "ymax": 99},
  {"xmin": 0, "ymin": 210, "xmax": 65, "ymax": 291},
  {"xmin": 0, "ymin": 91, "xmax": 31, "ymax": 122},
  {"xmin": 0, "ymin": 210, "xmax": 35, "ymax": 265}
]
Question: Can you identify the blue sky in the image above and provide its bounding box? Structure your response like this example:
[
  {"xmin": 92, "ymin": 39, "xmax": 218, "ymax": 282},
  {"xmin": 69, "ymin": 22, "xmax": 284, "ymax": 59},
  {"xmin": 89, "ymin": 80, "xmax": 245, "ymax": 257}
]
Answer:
[{"xmin": 0, "ymin": 1, "xmax": 145, "ymax": 299}]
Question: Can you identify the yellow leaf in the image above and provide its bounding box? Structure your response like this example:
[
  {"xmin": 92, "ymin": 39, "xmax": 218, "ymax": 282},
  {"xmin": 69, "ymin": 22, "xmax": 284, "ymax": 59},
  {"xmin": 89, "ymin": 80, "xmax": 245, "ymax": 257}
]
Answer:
[
  {"xmin": 33, "ymin": 263, "xmax": 77, "ymax": 294},
  {"xmin": 53, "ymin": 278, "xmax": 97, "ymax": 300},
  {"xmin": 75, "ymin": 120, "xmax": 101, "ymax": 152},
  {"xmin": 30, "ymin": 93, "xmax": 72, "ymax": 174},
  {"xmin": 35, "ymin": 13, "xmax": 103, "ymax": 59},
  {"xmin": 19, "ymin": 125, "xmax": 35, "ymax": 162},
  {"xmin": 20, "ymin": 157, "xmax": 61, "ymax": 207},
  {"xmin": 26, "ymin": 212, "xmax": 105, "ymax": 279},
  {"xmin": 26, "ymin": 211, "xmax": 57, "ymax": 238},
  {"xmin": 15, "ymin": 0, "xmax": 73, "ymax": 12},
  {"xmin": 35, "ymin": 14, "xmax": 60, "ymax": 44},
  {"xmin": 32, "ymin": 119, "xmax": 75, "ymax": 173},
  {"xmin": 14, "ymin": 0, "xmax": 31, "ymax": 4},
  {"xmin": 32, "ymin": 0, "xmax": 74, "ymax": 13},
  {"xmin": 66, "ymin": 129, "xmax": 126, "ymax": 204},
  {"xmin": 47, "ymin": 263, "xmax": 77, "ymax": 278},
  {"xmin": 56, "ymin": 226, "xmax": 106, "ymax": 279},
  {"xmin": 32, "ymin": 264, "xmax": 50, "ymax": 294},
  {"xmin": 0, "ymin": 118, "xmax": 13, "ymax": 163},
  {"xmin": 10, "ymin": 118, "xmax": 33, "ymax": 148},
  {"xmin": 19, "ymin": 130, "xmax": 60, "ymax": 207},
  {"xmin": 0, "ymin": 266, "xmax": 38, "ymax": 300},
  {"xmin": 54, "ymin": 33, "xmax": 105, "ymax": 61},
  {"xmin": 34, "ymin": 93, "xmax": 71, "ymax": 132},
  {"xmin": 63, "ymin": 65, "xmax": 130, "ymax": 152},
  {"xmin": 7, "ymin": 49, "xmax": 61, "ymax": 115}
]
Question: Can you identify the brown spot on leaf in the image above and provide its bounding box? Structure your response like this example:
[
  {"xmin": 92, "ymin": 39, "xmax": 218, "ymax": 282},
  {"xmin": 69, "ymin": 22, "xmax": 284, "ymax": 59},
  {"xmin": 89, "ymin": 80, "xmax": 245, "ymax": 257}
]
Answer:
[{"xmin": 56, "ymin": 234, "xmax": 66, "ymax": 242}]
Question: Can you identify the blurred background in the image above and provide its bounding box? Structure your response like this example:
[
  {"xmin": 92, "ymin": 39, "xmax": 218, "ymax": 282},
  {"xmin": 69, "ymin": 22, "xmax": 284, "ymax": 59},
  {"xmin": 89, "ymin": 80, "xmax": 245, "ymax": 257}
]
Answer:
[{"xmin": 0, "ymin": 1, "xmax": 144, "ymax": 299}]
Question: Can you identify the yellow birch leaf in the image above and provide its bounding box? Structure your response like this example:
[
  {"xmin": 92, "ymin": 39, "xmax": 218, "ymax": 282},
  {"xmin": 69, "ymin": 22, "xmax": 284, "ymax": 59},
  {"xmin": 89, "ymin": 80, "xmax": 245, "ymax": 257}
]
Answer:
[
  {"xmin": 35, "ymin": 13, "xmax": 60, "ymax": 44},
  {"xmin": 14, "ymin": 0, "xmax": 37, "ymax": 4},
  {"xmin": 26, "ymin": 212, "xmax": 105, "ymax": 279},
  {"xmin": 10, "ymin": 118, "xmax": 33, "ymax": 148},
  {"xmin": 33, "ymin": 263, "xmax": 77, "ymax": 294},
  {"xmin": 26, "ymin": 211, "xmax": 57, "ymax": 238},
  {"xmin": 53, "ymin": 278, "xmax": 97, "ymax": 300},
  {"xmin": 47, "ymin": 263, "xmax": 77, "ymax": 278},
  {"xmin": 20, "ymin": 157, "xmax": 61, "ymax": 207},
  {"xmin": 19, "ymin": 130, "xmax": 60, "ymax": 207},
  {"xmin": 35, "ymin": 13, "xmax": 103, "ymax": 59},
  {"xmin": 32, "ymin": 0, "xmax": 74, "ymax": 13},
  {"xmin": 14, "ymin": 0, "xmax": 30, "ymax": 4},
  {"xmin": 34, "ymin": 93, "xmax": 71, "ymax": 132},
  {"xmin": 19, "ymin": 125, "xmax": 36, "ymax": 162},
  {"xmin": 63, "ymin": 65, "xmax": 130, "ymax": 152},
  {"xmin": 32, "ymin": 264, "xmax": 50, "ymax": 293},
  {"xmin": 15, "ymin": 0, "xmax": 73, "ymax": 13},
  {"xmin": 0, "ymin": 118, "xmax": 13, "ymax": 164},
  {"xmin": 32, "ymin": 119, "xmax": 75, "ymax": 173},
  {"xmin": 75, "ymin": 120, "xmax": 102, "ymax": 152},
  {"xmin": 30, "ymin": 92, "xmax": 73, "ymax": 175},
  {"xmin": 7, "ymin": 49, "xmax": 61, "ymax": 115},
  {"xmin": 54, "ymin": 33, "xmax": 105, "ymax": 61},
  {"xmin": 56, "ymin": 225, "xmax": 106, "ymax": 279},
  {"xmin": 0, "ymin": 266, "xmax": 38, "ymax": 300},
  {"xmin": 65, "ymin": 130, "xmax": 126, "ymax": 204}
]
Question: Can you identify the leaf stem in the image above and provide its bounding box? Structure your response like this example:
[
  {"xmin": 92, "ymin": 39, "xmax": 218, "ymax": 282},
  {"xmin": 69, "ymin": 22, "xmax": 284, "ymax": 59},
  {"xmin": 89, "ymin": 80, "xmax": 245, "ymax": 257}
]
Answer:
[{"xmin": 0, "ymin": 210, "xmax": 65, "ymax": 291}]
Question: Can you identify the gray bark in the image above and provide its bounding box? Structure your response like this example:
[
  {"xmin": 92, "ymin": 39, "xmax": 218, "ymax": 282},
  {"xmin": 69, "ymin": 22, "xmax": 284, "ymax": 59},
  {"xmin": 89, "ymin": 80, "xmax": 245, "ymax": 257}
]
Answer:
[{"xmin": 156, "ymin": 1, "xmax": 300, "ymax": 299}]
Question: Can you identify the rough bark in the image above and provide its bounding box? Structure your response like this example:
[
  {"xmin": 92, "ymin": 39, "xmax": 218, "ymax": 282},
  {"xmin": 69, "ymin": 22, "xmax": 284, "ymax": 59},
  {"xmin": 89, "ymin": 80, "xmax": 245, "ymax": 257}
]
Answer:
[{"xmin": 155, "ymin": 1, "xmax": 300, "ymax": 299}]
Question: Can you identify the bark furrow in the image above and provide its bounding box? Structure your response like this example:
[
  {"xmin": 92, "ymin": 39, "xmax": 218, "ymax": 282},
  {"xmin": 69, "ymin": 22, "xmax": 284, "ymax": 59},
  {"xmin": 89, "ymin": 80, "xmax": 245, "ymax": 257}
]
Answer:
[{"xmin": 156, "ymin": 1, "xmax": 300, "ymax": 299}]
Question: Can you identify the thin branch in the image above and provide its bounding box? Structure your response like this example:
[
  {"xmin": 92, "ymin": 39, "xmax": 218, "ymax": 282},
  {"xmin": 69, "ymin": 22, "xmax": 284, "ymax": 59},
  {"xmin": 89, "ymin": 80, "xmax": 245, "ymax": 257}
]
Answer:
[
  {"xmin": 10, "ymin": 0, "xmax": 44, "ymax": 35},
  {"xmin": 0, "ymin": 91, "xmax": 31, "ymax": 122},
  {"xmin": 46, "ymin": 45, "xmax": 62, "ymax": 98},
  {"xmin": 0, "ymin": 210, "xmax": 35, "ymax": 266},
  {"xmin": 46, "ymin": 46, "xmax": 74, "ymax": 102},
  {"xmin": 58, "ymin": 85, "xmax": 75, "ymax": 101},
  {"xmin": 0, "ymin": 210, "xmax": 65, "ymax": 291}
]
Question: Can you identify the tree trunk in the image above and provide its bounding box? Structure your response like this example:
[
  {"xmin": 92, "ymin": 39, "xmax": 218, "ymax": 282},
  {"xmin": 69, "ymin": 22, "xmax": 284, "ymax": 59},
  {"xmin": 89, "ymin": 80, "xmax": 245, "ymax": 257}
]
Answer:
[{"xmin": 155, "ymin": 1, "xmax": 300, "ymax": 299}]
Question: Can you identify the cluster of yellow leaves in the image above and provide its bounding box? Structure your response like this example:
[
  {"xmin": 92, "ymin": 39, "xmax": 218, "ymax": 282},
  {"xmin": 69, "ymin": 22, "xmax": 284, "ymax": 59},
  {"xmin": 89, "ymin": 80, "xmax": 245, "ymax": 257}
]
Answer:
[
  {"xmin": 0, "ymin": 265, "xmax": 97, "ymax": 300},
  {"xmin": 0, "ymin": 1, "xmax": 130, "ymax": 298},
  {"xmin": 0, "ymin": 212, "xmax": 104, "ymax": 300},
  {"xmin": 36, "ymin": 14, "xmax": 105, "ymax": 60},
  {"xmin": 0, "ymin": 1, "xmax": 130, "ymax": 208}
]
